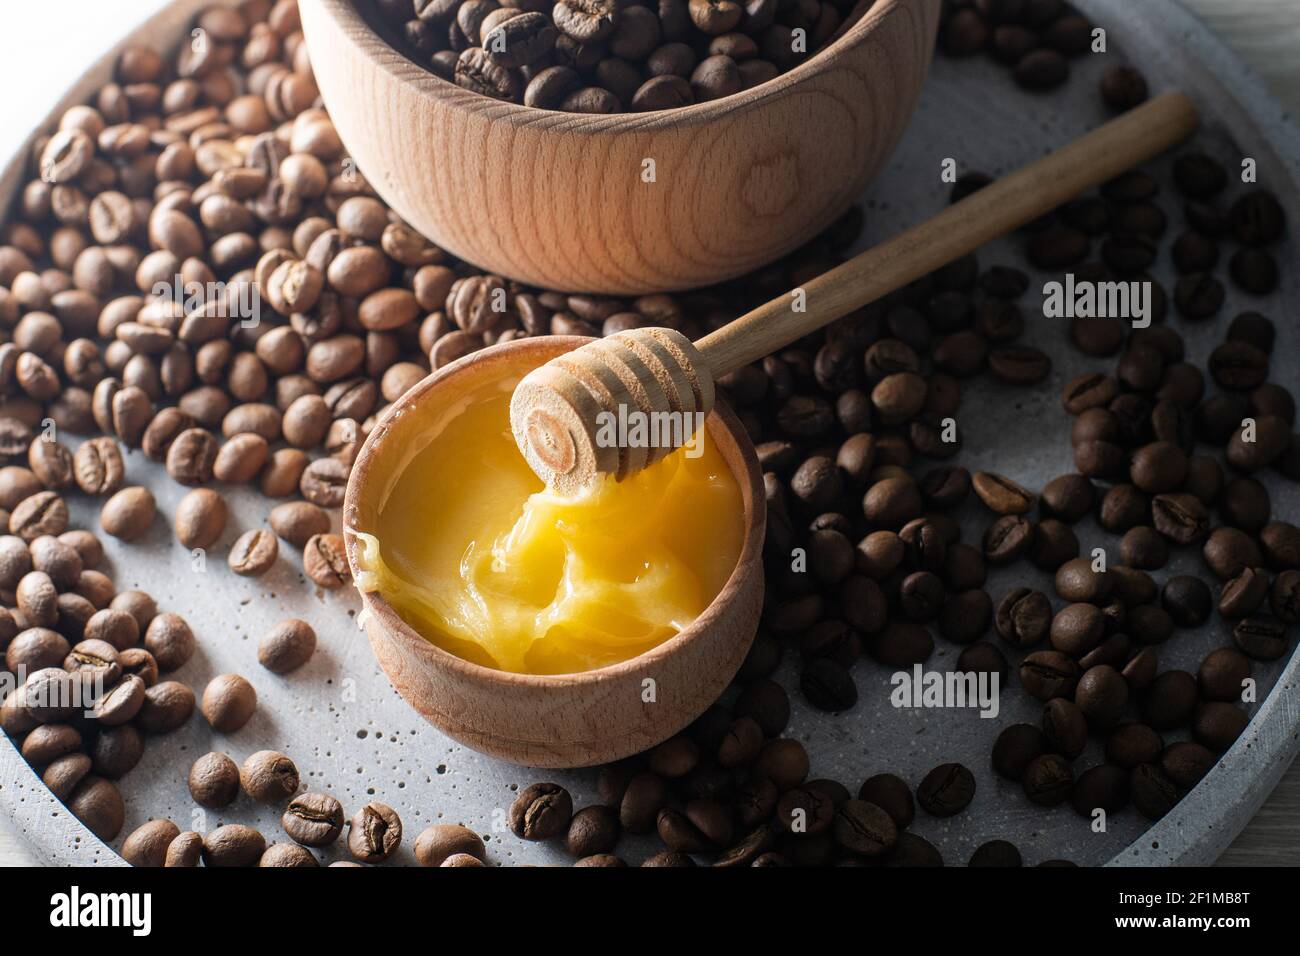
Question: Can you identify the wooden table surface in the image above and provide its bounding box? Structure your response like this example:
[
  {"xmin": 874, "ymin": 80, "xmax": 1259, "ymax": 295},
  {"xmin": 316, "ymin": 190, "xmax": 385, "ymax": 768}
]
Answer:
[{"xmin": 2, "ymin": 0, "xmax": 1299, "ymax": 866}]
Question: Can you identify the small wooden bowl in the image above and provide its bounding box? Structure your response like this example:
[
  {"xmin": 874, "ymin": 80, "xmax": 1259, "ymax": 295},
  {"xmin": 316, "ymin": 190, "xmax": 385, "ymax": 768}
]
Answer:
[
  {"xmin": 343, "ymin": 335, "xmax": 766, "ymax": 768},
  {"xmin": 300, "ymin": 0, "xmax": 941, "ymax": 294}
]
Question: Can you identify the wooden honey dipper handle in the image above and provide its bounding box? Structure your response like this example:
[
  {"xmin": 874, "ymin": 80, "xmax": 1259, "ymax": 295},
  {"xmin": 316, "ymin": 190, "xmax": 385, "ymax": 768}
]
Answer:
[
  {"xmin": 695, "ymin": 91, "xmax": 1199, "ymax": 378},
  {"xmin": 512, "ymin": 91, "xmax": 1199, "ymax": 495}
]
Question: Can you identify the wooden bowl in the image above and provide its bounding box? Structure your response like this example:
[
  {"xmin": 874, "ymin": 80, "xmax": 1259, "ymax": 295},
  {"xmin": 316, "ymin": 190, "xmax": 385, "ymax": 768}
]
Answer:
[
  {"xmin": 343, "ymin": 335, "xmax": 766, "ymax": 768},
  {"xmin": 299, "ymin": 0, "xmax": 941, "ymax": 294}
]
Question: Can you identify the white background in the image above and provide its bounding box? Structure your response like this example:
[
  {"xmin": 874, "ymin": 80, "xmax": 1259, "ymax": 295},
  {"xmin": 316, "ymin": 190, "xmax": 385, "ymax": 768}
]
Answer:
[{"xmin": 1, "ymin": 0, "xmax": 1298, "ymax": 866}]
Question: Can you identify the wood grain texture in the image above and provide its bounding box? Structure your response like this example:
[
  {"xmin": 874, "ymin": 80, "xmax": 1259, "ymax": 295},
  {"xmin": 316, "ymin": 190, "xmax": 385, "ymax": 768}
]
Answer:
[
  {"xmin": 299, "ymin": 0, "xmax": 941, "ymax": 294},
  {"xmin": 344, "ymin": 337, "xmax": 766, "ymax": 768}
]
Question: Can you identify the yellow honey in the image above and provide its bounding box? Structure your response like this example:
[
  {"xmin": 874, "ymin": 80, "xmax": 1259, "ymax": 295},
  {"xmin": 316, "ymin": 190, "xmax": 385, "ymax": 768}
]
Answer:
[{"xmin": 354, "ymin": 363, "xmax": 744, "ymax": 675}]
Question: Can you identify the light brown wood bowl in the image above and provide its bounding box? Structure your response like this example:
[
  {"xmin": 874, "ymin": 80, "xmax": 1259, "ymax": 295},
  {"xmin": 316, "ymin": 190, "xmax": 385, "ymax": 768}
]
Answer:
[
  {"xmin": 343, "ymin": 335, "xmax": 766, "ymax": 768},
  {"xmin": 299, "ymin": 0, "xmax": 941, "ymax": 294}
]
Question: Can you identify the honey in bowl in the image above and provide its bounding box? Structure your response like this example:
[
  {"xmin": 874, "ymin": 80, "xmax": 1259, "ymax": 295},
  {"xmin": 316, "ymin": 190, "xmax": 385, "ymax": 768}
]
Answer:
[{"xmin": 353, "ymin": 359, "xmax": 745, "ymax": 675}]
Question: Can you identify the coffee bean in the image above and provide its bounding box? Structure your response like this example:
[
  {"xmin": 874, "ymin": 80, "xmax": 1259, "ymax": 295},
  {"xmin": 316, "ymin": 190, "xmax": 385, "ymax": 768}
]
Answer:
[
  {"xmin": 91, "ymin": 674, "xmax": 145, "ymax": 726},
  {"xmin": 992, "ymin": 587, "xmax": 1049, "ymax": 648},
  {"xmin": 228, "ymin": 528, "xmax": 278, "ymax": 576},
  {"xmin": 165, "ymin": 428, "xmax": 218, "ymax": 485},
  {"xmin": 1193, "ymin": 701, "xmax": 1248, "ymax": 752},
  {"xmin": 800, "ymin": 657, "xmax": 857, "ymax": 711},
  {"xmin": 413, "ymin": 822, "xmax": 485, "ymax": 866},
  {"xmin": 136, "ymin": 680, "xmax": 195, "ymax": 733},
  {"xmin": 1075, "ymin": 664, "xmax": 1129, "ymax": 729},
  {"xmin": 972, "ymin": 471, "xmax": 1034, "ymax": 515},
  {"xmin": 1023, "ymin": 754, "xmax": 1073, "ymax": 806},
  {"xmin": 240, "ymin": 749, "xmax": 300, "ymax": 804},
  {"xmin": 1272, "ymin": 570, "xmax": 1300, "ymax": 624},
  {"xmin": 303, "ymin": 532, "xmax": 351, "ymax": 589},
  {"xmin": 1233, "ymin": 616, "xmax": 1288, "ymax": 660},
  {"xmin": 188, "ymin": 751, "xmax": 241, "ymax": 808},
  {"xmin": 201, "ymin": 673, "xmax": 256, "ymax": 733},
  {"xmin": 1162, "ymin": 574, "xmax": 1212, "ymax": 627},
  {"xmin": 203, "ymin": 824, "xmax": 266, "ymax": 868},
  {"xmin": 300, "ymin": 457, "xmax": 349, "ymax": 508},
  {"xmin": 983, "ymin": 515, "xmax": 1034, "ymax": 565},
  {"xmin": 1050, "ymin": 603, "xmax": 1105, "ymax": 657},
  {"xmin": 1218, "ymin": 566, "xmax": 1269, "ymax": 619},
  {"xmin": 67, "ymin": 776, "xmax": 125, "ymax": 841},
  {"xmin": 1019, "ymin": 650, "xmax": 1080, "ymax": 701},
  {"xmin": 916, "ymin": 762, "xmax": 975, "ymax": 817},
  {"xmin": 121, "ymin": 819, "xmax": 181, "ymax": 868},
  {"xmin": 1100, "ymin": 65, "xmax": 1147, "ymax": 111},
  {"xmin": 11, "ymin": 491, "xmax": 69, "ymax": 542},
  {"xmin": 509, "ymin": 782, "xmax": 572, "ymax": 840},
  {"xmin": 1131, "ymin": 764, "xmax": 1180, "ymax": 820}
]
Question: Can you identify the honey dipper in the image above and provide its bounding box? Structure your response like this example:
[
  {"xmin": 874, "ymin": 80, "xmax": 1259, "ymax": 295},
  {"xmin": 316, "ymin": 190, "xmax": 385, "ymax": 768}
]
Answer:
[{"xmin": 511, "ymin": 92, "xmax": 1200, "ymax": 495}]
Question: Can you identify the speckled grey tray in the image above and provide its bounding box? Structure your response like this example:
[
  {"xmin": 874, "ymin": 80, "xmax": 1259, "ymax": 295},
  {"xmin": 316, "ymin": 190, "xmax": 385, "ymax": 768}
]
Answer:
[{"xmin": 2, "ymin": 0, "xmax": 1299, "ymax": 867}]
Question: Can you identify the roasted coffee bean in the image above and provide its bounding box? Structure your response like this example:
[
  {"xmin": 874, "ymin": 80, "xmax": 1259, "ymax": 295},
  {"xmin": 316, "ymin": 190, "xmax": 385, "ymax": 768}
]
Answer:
[
  {"xmin": 1019, "ymin": 650, "xmax": 1079, "ymax": 701},
  {"xmin": 832, "ymin": 799, "xmax": 897, "ymax": 858},
  {"xmin": 1055, "ymin": 557, "xmax": 1111, "ymax": 604},
  {"xmin": 994, "ymin": 588, "xmax": 1051, "ymax": 648},
  {"xmin": 415, "ymin": 823, "xmax": 486, "ymax": 866},
  {"xmin": 257, "ymin": 618, "xmax": 317, "ymax": 674},
  {"xmin": 99, "ymin": 486, "xmax": 155, "ymax": 541},
  {"xmin": 240, "ymin": 750, "xmax": 300, "ymax": 803},
  {"xmin": 916, "ymin": 762, "xmax": 974, "ymax": 817},
  {"xmin": 801, "ymin": 657, "xmax": 858, "ymax": 711},
  {"xmin": 1151, "ymin": 493, "xmax": 1208, "ymax": 544},
  {"xmin": 165, "ymin": 428, "xmax": 218, "ymax": 485},
  {"xmin": 1161, "ymin": 741, "xmax": 1215, "ymax": 790},
  {"xmin": 122, "ymin": 819, "xmax": 181, "ymax": 868},
  {"xmin": 1142, "ymin": 670, "xmax": 1198, "ymax": 730},
  {"xmin": 1162, "ymin": 574, "xmax": 1212, "ymax": 627},
  {"xmin": 91, "ymin": 674, "xmax": 145, "ymax": 726},
  {"xmin": 168, "ymin": 487, "xmax": 225, "ymax": 552},
  {"xmin": 1273, "ymin": 570, "xmax": 1300, "ymax": 624},
  {"xmin": 1075, "ymin": 664, "xmax": 1129, "ymax": 729},
  {"xmin": 509, "ymin": 782, "xmax": 573, "ymax": 840},
  {"xmin": 201, "ymin": 673, "xmax": 256, "ymax": 733},
  {"xmin": 67, "ymin": 776, "xmax": 125, "ymax": 841},
  {"xmin": 1106, "ymin": 723, "xmax": 1164, "ymax": 770},
  {"xmin": 89, "ymin": 723, "xmax": 142, "ymax": 780},
  {"xmin": 1233, "ymin": 616, "xmax": 1288, "ymax": 660},
  {"xmin": 303, "ymin": 532, "xmax": 351, "ymax": 589},
  {"xmin": 143, "ymin": 613, "xmax": 195, "ymax": 672},
  {"xmin": 11, "ymin": 491, "xmax": 69, "ymax": 541},
  {"xmin": 228, "ymin": 528, "xmax": 278, "ymax": 576},
  {"xmin": 1070, "ymin": 764, "xmax": 1129, "ymax": 818},
  {"xmin": 1050, "ymin": 603, "xmax": 1105, "ymax": 657},
  {"xmin": 1219, "ymin": 567, "xmax": 1270, "ymax": 619},
  {"xmin": 188, "ymin": 751, "xmax": 241, "ymax": 808},
  {"xmin": 983, "ymin": 515, "xmax": 1034, "ymax": 565},
  {"xmin": 1131, "ymin": 764, "xmax": 1179, "ymax": 820},
  {"xmin": 972, "ymin": 471, "xmax": 1034, "ymax": 515},
  {"xmin": 203, "ymin": 824, "xmax": 266, "ymax": 868},
  {"xmin": 136, "ymin": 680, "xmax": 195, "ymax": 733},
  {"xmin": 1023, "ymin": 754, "xmax": 1074, "ymax": 806},
  {"xmin": 868, "ymin": 620, "xmax": 933, "ymax": 667},
  {"xmin": 1193, "ymin": 701, "xmax": 1248, "ymax": 752}
]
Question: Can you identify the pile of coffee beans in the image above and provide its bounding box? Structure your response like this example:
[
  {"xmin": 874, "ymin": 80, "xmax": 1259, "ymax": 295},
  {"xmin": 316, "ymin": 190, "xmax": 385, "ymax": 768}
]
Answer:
[
  {"xmin": 0, "ymin": 516, "xmax": 199, "ymax": 843},
  {"xmin": 361, "ymin": 0, "xmax": 863, "ymax": 112},
  {"xmin": 1, "ymin": 0, "xmax": 1296, "ymax": 866}
]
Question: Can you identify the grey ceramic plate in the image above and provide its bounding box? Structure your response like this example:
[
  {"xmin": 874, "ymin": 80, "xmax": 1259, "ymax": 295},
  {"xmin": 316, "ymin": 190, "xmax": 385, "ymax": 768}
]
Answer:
[{"xmin": 1, "ymin": 0, "xmax": 1298, "ymax": 867}]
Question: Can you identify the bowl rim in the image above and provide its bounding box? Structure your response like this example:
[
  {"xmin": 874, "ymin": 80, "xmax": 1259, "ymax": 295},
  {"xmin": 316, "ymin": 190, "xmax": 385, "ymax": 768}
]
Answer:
[
  {"xmin": 314, "ymin": 0, "xmax": 912, "ymax": 126},
  {"xmin": 343, "ymin": 333, "xmax": 767, "ymax": 689}
]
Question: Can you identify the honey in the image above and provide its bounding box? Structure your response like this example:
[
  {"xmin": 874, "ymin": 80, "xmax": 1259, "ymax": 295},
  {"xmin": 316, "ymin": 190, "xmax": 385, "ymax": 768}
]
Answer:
[{"xmin": 354, "ymin": 362, "xmax": 744, "ymax": 675}]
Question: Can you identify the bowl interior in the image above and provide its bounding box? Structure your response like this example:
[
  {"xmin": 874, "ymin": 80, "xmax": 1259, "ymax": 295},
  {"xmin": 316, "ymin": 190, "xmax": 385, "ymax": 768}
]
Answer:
[
  {"xmin": 333, "ymin": 0, "xmax": 906, "ymax": 126},
  {"xmin": 344, "ymin": 334, "xmax": 766, "ymax": 686}
]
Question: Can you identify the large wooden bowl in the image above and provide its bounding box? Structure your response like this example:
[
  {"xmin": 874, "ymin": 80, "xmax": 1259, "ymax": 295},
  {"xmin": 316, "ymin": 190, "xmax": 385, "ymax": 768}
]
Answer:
[
  {"xmin": 343, "ymin": 335, "xmax": 766, "ymax": 768},
  {"xmin": 299, "ymin": 0, "xmax": 940, "ymax": 294}
]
